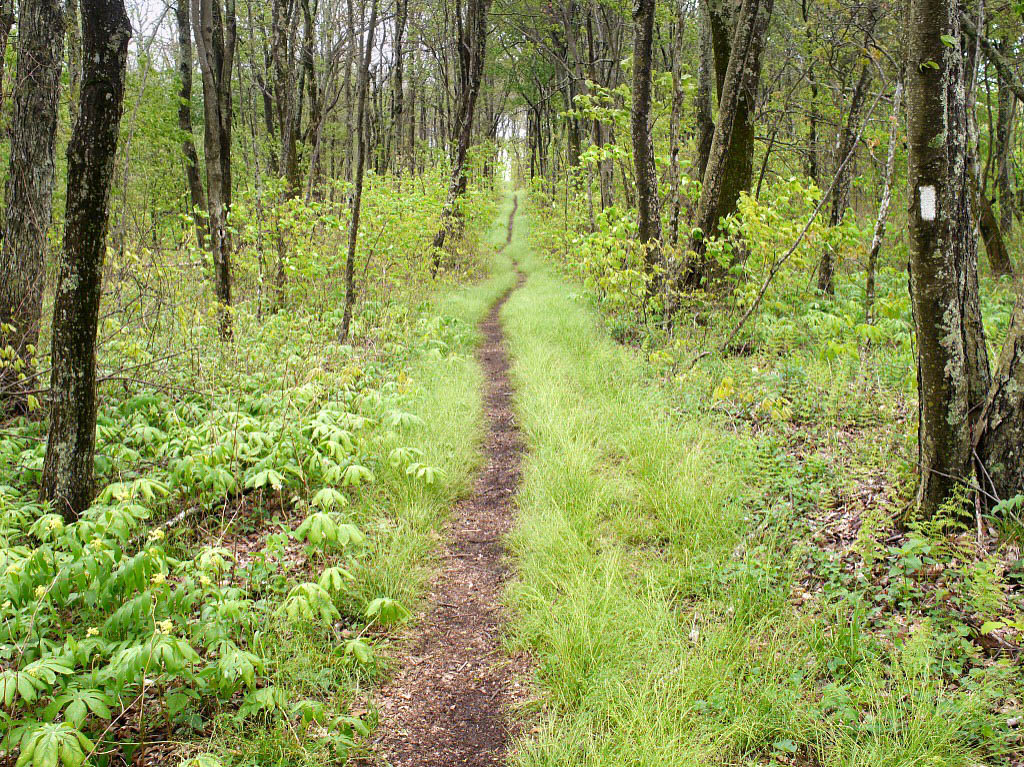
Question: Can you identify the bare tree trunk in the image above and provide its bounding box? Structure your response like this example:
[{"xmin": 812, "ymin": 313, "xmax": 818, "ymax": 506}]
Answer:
[
  {"xmin": 193, "ymin": 0, "xmax": 236, "ymax": 340},
  {"xmin": 431, "ymin": 0, "xmax": 493, "ymax": 267},
  {"xmin": 0, "ymin": 0, "xmax": 65, "ymax": 413},
  {"xmin": 906, "ymin": 0, "xmax": 990, "ymax": 518},
  {"xmin": 41, "ymin": 0, "xmax": 131, "ymax": 520},
  {"xmin": 691, "ymin": 2, "xmax": 714, "ymax": 184},
  {"xmin": 176, "ymin": 0, "xmax": 207, "ymax": 246},
  {"xmin": 667, "ymin": 3, "xmax": 686, "ymax": 246},
  {"xmin": 66, "ymin": 0, "xmax": 82, "ymax": 124},
  {"xmin": 996, "ymin": 64, "xmax": 1016, "ymax": 238},
  {"xmin": 393, "ymin": 0, "xmax": 408, "ymax": 173},
  {"xmin": 801, "ymin": 0, "xmax": 818, "ymax": 183},
  {"xmin": 819, "ymin": 0, "xmax": 879, "ymax": 295},
  {"xmin": 631, "ymin": 0, "xmax": 662, "ymax": 289},
  {"xmin": 866, "ymin": 78, "xmax": 902, "ymax": 323},
  {"xmin": 685, "ymin": 0, "xmax": 773, "ymax": 288},
  {"xmin": 339, "ymin": 0, "xmax": 378, "ymax": 342}
]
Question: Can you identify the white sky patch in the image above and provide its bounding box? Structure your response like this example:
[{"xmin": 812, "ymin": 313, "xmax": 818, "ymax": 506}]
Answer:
[{"xmin": 919, "ymin": 185, "xmax": 937, "ymax": 222}]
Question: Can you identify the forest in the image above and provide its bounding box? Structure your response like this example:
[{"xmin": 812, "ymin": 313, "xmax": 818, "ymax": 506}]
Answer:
[{"xmin": 0, "ymin": 0, "xmax": 1023, "ymax": 764}]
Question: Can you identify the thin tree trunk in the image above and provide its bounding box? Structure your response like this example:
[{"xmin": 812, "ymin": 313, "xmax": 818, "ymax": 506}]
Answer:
[
  {"xmin": 866, "ymin": 79, "xmax": 902, "ymax": 322},
  {"xmin": 0, "ymin": 0, "xmax": 65, "ymax": 413},
  {"xmin": 339, "ymin": 0, "xmax": 378, "ymax": 342},
  {"xmin": 691, "ymin": 2, "xmax": 714, "ymax": 184},
  {"xmin": 631, "ymin": 0, "xmax": 662, "ymax": 290},
  {"xmin": 41, "ymin": 0, "xmax": 131, "ymax": 520},
  {"xmin": 819, "ymin": 0, "xmax": 879, "ymax": 295},
  {"xmin": 431, "ymin": 0, "xmax": 494, "ymax": 267},
  {"xmin": 393, "ymin": 0, "xmax": 407, "ymax": 173},
  {"xmin": 66, "ymin": 0, "xmax": 82, "ymax": 124},
  {"xmin": 906, "ymin": 0, "xmax": 990, "ymax": 517},
  {"xmin": 193, "ymin": 0, "xmax": 236, "ymax": 339},
  {"xmin": 667, "ymin": 4, "xmax": 686, "ymax": 246},
  {"xmin": 176, "ymin": 0, "xmax": 207, "ymax": 246},
  {"xmin": 995, "ymin": 62, "xmax": 1016, "ymax": 238}
]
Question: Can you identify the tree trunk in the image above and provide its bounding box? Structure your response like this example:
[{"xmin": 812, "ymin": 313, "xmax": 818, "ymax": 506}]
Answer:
[
  {"xmin": 193, "ymin": 0, "xmax": 236, "ymax": 340},
  {"xmin": 906, "ymin": 0, "xmax": 990, "ymax": 518},
  {"xmin": 41, "ymin": 0, "xmax": 131, "ymax": 520},
  {"xmin": 66, "ymin": 0, "xmax": 82, "ymax": 124},
  {"xmin": 0, "ymin": 0, "xmax": 65, "ymax": 413},
  {"xmin": 801, "ymin": 0, "xmax": 818, "ymax": 183},
  {"xmin": 393, "ymin": 0, "xmax": 407, "ymax": 174},
  {"xmin": 667, "ymin": 4, "xmax": 686, "ymax": 246},
  {"xmin": 866, "ymin": 79, "xmax": 902, "ymax": 323},
  {"xmin": 632, "ymin": 0, "xmax": 662, "ymax": 287},
  {"xmin": 819, "ymin": 0, "xmax": 879, "ymax": 295},
  {"xmin": 691, "ymin": 2, "xmax": 714, "ymax": 184},
  {"xmin": 685, "ymin": 0, "xmax": 773, "ymax": 288},
  {"xmin": 995, "ymin": 64, "xmax": 1016, "ymax": 239},
  {"xmin": 431, "ymin": 0, "xmax": 493, "ymax": 265},
  {"xmin": 176, "ymin": 0, "xmax": 206, "ymax": 246},
  {"xmin": 339, "ymin": 0, "xmax": 377, "ymax": 342}
]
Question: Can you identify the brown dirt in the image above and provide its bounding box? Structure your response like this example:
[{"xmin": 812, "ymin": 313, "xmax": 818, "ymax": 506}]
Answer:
[{"xmin": 362, "ymin": 198, "xmax": 528, "ymax": 767}]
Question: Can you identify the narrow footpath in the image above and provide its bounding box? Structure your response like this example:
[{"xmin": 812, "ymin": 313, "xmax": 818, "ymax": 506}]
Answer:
[{"xmin": 367, "ymin": 198, "xmax": 527, "ymax": 766}]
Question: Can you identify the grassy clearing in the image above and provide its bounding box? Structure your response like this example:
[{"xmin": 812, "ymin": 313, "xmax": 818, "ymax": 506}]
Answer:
[{"xmin": 501, "ymin": 200, "xmax": 1018, "ymax": 766}]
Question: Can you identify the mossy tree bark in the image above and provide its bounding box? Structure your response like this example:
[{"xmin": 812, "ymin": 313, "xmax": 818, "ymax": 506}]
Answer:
[
  {"xmin": 906, "ymin": 0, "xmax": 990, "ymax": 518},
  {"xmin": 0, "ymin": 0, "xmax": 65, "ymax": 413},
  {"xmin": 684, "ymin": 0, "xmax": 773, "ymax": 289},
  {"xmin": 631, "ymin": 0, "xmax": 662, "ymax": 290},
  {"xmin": 41, "ymin": 0, "xmax": 131, "ymax": 520}
]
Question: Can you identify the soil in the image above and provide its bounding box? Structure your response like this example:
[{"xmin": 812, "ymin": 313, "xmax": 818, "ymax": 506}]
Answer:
[{"xmin": 363, "ymin": 198, "xmax": 528, "ymax": 767}]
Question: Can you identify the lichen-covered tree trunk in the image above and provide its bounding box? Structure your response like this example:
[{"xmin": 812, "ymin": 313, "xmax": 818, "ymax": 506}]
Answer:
[
  {"xmin": 705, "ymin": 0, "xmax": 769, "ymax": 230},
  {"xmin": 691, "ymin": 3, "xmax": 714, "ymax": 185},
  {"xmin": 193, "ymin": 0, "xmax": 236, "ymax": 339},
  {"xmin": 685, "ymin": 0, "xmax": 773, "ymax": 288},
  {"xmin": 631, "ymin": 0, "xmax": 662, "ymax": 289},
  {"xmin": 0, "ymin": 0, "xmax": 65, "ymax": 413},
  {"xmin": 819, "ymin": 0, "xmax": 879, "ymax": 295},
  {"xmin": 176, "ymin": 0, "xmax": 206, "ymax": 246},
  {"xmin": 975, "ymin": 295, "xmax": 1024, "ymax": 502},
  {"xmin": 41, "ymin": 0, "xmax": 131, "ymax": 520},
  {"xmin": 431, "ymin": 0, "xmax": 493, "ymax": 265},
  {"xmin": 995, "ymin": 67, "xmax": 1016, "ymax": 240},
  {"xmin": 866, "ymin": 79, "xmax": 903, "ymax": 322},
  {"xmin": 667, "ymin": 4, "xmax": 686, "ymax": 246},
  {"xmin": 906, "ymin": 0, "xmax": 990, "ymax": 517}
]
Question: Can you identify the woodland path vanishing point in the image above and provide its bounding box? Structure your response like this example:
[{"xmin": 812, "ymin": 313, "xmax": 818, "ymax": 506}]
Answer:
[{"xmin": 364, "ymin": 197, "xmax": 528, "ymax": 767}]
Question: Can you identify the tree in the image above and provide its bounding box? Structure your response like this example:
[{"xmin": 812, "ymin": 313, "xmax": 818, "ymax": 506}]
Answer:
[
  {"xmin": 339, "ymin": 0, "xmax": 378, "ymax": 342},
  {"xmin": 176, "ymin": 0, "xmax": 207, "ymax": 246},
  {"xmin": 631, "ymin": 0, "xmax": 662, "ymax": 289},
  {"xmin": 193, "ymin": 0, "xmax": 237, "ymax": 339},
  {"xmin": 431, "ymin": 0, "xmax": 494, "ymax": 265},
  {"xmin": 0, "ymin": 0, "xmax": 66, "ymax": 413},
  {"xmin": 685, "ymin": 0, "xmax": 774, "ymax": 288},
  {"xmin": 905, "ymin": 0, "xmax": 989, "ymax": 517},
  {"xmin": 41, "ymin": 0, "xmax": 132, "ymax": 520},
  {"xmin": 818, "ymin": 0, "xmax": 879, "ymax": 295}
]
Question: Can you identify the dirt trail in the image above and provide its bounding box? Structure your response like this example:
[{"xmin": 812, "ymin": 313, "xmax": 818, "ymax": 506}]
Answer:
[{"xmin": 364, "ymin": 198, "xmax": 527, "ymax": 767}]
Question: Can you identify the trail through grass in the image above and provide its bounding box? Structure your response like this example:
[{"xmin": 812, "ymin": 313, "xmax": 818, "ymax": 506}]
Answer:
[{"xmin": 498, "ymin": 199, "xmax": 1011, "ymax": 767}]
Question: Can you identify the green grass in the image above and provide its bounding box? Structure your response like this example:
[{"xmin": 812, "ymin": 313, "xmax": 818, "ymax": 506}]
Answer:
[{"xmin": 500, "ymin": 199, "xmax": 1013, "ymax": 766}]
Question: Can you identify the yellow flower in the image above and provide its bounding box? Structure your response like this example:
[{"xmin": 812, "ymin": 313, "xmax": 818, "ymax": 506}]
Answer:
[
  {"xmin": 86, "ymin": 627, "xmax": 99, "ymax": 637},
  {"xmin": 34, "ymin": 585, "xmax": 46, "ymax": 599},
  {"xmin": 151, "ymin": 572, "xmax": 167, "ymax": 586},
  {"xmin": 148, "ymin": 529, "xmax": 165, "ymax": 542},
  {"xmin": 157, "ymin": 619, "xmax": 174, "ymax": 635},
  {"xmin": 200, "ymin": 575, "xmax": 213, "ymax": 588}
]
